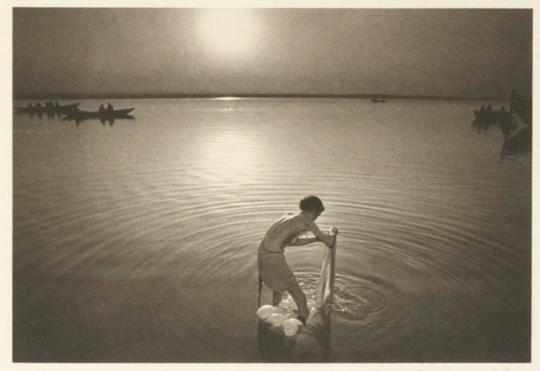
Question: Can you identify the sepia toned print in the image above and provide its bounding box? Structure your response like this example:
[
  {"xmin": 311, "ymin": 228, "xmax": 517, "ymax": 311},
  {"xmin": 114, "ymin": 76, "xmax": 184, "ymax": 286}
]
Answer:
[{"xmin": 12, "ymin": 8, "xmax": 531, "ymax": 362}]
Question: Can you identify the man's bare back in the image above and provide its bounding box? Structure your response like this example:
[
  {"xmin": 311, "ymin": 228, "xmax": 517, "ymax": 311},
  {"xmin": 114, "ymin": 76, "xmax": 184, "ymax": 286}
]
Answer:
[{"xmin": 260, "ymin": 213, "xmax": 334, "ymax": 253}]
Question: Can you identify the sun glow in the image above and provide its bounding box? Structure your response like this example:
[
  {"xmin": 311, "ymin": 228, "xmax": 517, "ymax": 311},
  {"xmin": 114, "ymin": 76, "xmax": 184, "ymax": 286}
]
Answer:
[{"xmin": 198, "ymin": 9, "xmax": 259, "ymax": 60}]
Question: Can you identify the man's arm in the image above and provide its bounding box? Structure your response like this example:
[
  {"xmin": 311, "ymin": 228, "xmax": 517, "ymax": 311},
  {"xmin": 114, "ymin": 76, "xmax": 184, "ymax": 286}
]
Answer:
[
  {"xmin": 287, "ymin": 236, "xmax": 319, "ymax": 246},
  {"xmin": 303, "ymin": 219, "xmax": 336, "ymax": 248}
]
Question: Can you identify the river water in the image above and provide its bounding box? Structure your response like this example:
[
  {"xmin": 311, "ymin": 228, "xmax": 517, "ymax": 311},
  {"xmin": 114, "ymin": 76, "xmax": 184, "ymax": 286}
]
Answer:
[{"xmin": 13, "ymin": 98, "xmax": 530, "ymax": 362}]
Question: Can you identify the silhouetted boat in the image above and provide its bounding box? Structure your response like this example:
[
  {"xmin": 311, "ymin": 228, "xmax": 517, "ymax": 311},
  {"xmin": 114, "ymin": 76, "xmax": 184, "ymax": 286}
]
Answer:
[
  {"xmin": 63, "ymin": 108, "xmax": 135, "ymax": 119},
  {"xmin": 471, "ymin": 91, "xmax": 531, "ymax": 161},
  {"xmin": 14, "ymin": 103, "xmax": 80, "ymax": 114},
  {"xmin": 370, "ymin": 97, "xmax": 386, "ymax": 103},
  {"xmin": 473, "ymin": 110, "xmax": 511, "ymax": 122}
]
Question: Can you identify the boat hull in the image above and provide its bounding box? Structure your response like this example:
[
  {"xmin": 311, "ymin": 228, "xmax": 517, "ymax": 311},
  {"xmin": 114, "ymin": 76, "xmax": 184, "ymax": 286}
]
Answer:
[
  {"xmin": 14, "ymin": 103, "xmax": 81, "ymax": 114},
  {"xmin": 63, "ymin": 108, "xmax": 135, "ymax": 119},
  {"xmin": 473, "ymin": 110, "xmax": 511, "ymax": 122}
]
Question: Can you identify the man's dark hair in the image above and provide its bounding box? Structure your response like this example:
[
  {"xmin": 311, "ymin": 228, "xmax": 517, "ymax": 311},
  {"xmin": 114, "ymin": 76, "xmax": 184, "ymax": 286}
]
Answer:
[{"xmin": 299, "ymin": 195, "xmax": 325, "ymax": 213}]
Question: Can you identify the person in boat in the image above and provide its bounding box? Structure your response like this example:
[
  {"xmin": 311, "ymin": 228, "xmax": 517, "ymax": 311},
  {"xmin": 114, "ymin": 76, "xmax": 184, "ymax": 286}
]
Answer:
[
  {"xmin": 107, "ymin": 103, "xmax": 114, "ymax": 112},
  {"xmin": 480, "ymin": 104, "xmax": 485, "ymax": 112},
  {"xmin": 36, "ymin": 102, "xmax": 42, "ymax": 109},
  {"xmin": 487, "ymin": 104, "xmax": 493, "ymax": 111},
  {"xmin": 99, "ymin": 104, "xmax": 105, "ymax": 114},
  {"xmin": 27, "ymin": 103, "xmax": 33, "ymax": 109},
  {"xmin": 257, "ymin": 195, "xmax": 338, "ymax": 324}
]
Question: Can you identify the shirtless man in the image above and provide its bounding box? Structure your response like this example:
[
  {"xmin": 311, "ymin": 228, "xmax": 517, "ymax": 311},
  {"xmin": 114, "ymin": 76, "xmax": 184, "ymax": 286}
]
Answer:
[{"xmin": 257, "ymin": 195, "xmax": 338, "ymax": 324}]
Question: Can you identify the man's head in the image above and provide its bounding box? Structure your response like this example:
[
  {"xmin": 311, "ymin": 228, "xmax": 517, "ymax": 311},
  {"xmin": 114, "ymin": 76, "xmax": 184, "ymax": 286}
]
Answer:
[{"xmin": 299, "ymin": 195, "xmax": 325, "ymax": 221}]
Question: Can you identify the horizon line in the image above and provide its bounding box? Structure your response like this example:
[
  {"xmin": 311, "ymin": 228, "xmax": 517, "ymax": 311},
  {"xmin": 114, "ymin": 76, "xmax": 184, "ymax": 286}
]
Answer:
[{"xmin": 12, "ymin": 92, "xmax": 515, "ymax": 101}]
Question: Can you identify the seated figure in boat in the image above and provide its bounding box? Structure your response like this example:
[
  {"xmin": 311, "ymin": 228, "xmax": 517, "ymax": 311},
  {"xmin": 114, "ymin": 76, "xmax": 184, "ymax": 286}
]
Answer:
[{"xmin": 257, "ymin": 195, "xmax": 337, "ymax": 324}]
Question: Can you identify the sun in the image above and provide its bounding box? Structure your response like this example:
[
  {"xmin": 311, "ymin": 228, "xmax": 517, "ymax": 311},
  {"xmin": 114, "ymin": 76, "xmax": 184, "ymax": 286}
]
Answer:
[{"xmin": 198, "ymin": 9, "xmax": 259, "ymax": 60}]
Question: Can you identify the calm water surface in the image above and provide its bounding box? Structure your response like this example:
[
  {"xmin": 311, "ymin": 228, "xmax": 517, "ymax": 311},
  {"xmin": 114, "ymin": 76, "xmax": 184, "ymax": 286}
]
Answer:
[{"xmin": 13, "ymin": 98, "xmax": 531, "ymax": 362}]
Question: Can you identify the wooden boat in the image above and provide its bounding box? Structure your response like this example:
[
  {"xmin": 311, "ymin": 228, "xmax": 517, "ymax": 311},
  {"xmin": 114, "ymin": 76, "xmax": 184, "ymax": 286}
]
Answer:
[
  {"xmin": 473, "ymin": 110, "xmax": 511, "ymax": 122},
  {"xmin": 14, "ymin": 103, "xmax": 80, "ymax": 114},
  {"xmin": 63, "ymin": 108, "xmax": 135, "ymax": 119}
]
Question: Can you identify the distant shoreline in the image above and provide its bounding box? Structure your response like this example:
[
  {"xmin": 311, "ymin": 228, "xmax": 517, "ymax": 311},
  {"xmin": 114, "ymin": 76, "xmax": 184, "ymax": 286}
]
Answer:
[{"xmin": 12, "ymin": 93, "xmax": 510, "ymax": 101}]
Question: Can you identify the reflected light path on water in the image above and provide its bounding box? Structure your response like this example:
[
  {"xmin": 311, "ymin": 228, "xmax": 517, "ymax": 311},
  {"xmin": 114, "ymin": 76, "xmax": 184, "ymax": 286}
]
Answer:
[{"xmin": 200, "ymin": 130, "xmax": 262, "ymax": 181}]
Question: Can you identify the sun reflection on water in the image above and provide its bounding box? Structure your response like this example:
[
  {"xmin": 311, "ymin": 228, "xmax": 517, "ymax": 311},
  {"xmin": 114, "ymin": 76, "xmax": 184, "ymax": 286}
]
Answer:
[{"xmin": 202, "ymin": 132, "xmax": 259, "ymax": 180}]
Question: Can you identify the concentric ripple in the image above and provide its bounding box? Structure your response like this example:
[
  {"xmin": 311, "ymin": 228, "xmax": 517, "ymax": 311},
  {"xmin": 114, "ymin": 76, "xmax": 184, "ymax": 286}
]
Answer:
[
  {"xmin": 295, "ymin": 271, "xmax": 409, "ymax": 326},
  {"xmin": 13, "ymin": 98, "xmax": 531, "ymax": 361}
]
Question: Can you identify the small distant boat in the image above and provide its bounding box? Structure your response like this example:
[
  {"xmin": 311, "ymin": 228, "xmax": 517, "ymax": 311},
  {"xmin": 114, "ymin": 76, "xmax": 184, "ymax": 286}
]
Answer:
[
  {"xmin": 63, "ymin": 108, "xmax": 135, "ymax": 119},
  {"xmin": 370, "ymin": 97, "xmax": 386, "ymax": 103},
  {"xmin": 14, "ymin": 103, "xmax": 81, "ymax": 114}
]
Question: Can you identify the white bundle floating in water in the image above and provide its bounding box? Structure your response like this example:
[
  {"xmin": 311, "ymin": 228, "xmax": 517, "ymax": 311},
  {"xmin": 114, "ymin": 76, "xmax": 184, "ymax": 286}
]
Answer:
[
  {"xmin": 256, "ymin": 295, "xmax": 306, "ymax": 336},
  {"xmin": 256, "ymin": 305, "xmax": 276, "ymax": 320},
  {"xmin": 282, "ymin": 318, "xmax": 303, "ymax": 336},
  {"xmin": 282, "ymin": 295, "xmax": 298, "ymax": 311},
  {"xmin": 268, "ymin": 313, "xmax": 288, "ymax": 326}
]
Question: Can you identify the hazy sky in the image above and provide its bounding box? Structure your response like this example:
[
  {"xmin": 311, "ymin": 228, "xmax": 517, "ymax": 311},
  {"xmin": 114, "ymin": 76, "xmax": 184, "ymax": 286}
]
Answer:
[{"xmin": 13, "ymin": 8, "xmax": 532, "ymax": 98}]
